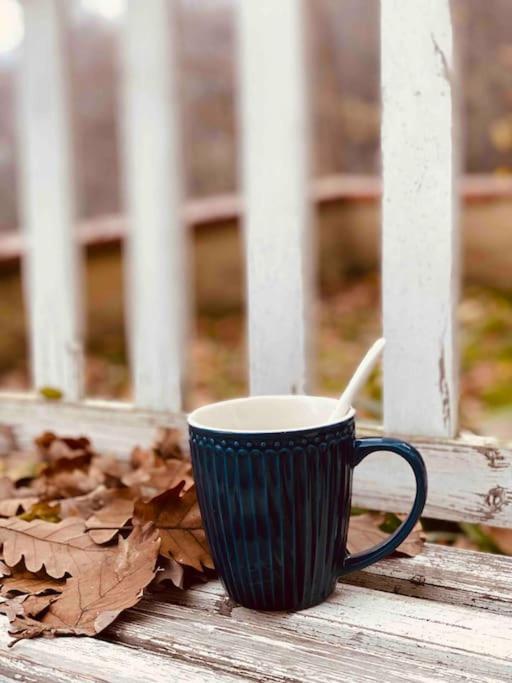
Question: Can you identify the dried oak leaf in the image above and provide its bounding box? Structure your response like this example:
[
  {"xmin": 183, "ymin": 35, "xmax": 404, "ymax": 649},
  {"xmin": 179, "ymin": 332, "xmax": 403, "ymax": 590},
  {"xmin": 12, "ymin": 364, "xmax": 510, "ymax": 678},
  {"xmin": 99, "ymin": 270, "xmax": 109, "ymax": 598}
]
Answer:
[
  {"xmin": 0, "ymin": 481, "xmax": 38, "ymax": 517},
  {"xmin": 20, "ymin": 501, "xmax": 61, "ymax": 523},
  {"xmin": 347, "ymin": 512, "xmax": 425, "ymax": 558},
  {"xmin": 0, "ymin": 593, "xmax": 57, "ymax": 625},
  {"xmin": 92, "ymin": 454, "xmax": 131, "ymax": 487},
  {"xmin": 133, "ymin": 483, "xmax": 213, "ymax": 572},
  {"xmin": 7, "ymin": 524, "xmax": 160, "ymax": 642},
  {"xmin": 123, "ymin": 447, "xmax": 193, "ymax": 498},
  {"xmin": 85, "ymin": 489, "xmax": 135, "ymax": 544},
  {"xmin": 36, "ymin": 432, "xmax": 93, "ymax": 467},
  {"xmin": 58, "ymin": 486, "xmax": 113, "ymax": 520},
  {"xmin": 1, "ymin": 566, "xmax": 64, "ymax": 597},
  {"xmin": 35, "ymin": 461, "xmax": 105, "ymax": 500},
  {"xmin": 154, "ymin": 428, "xmax": 189, "ymax": 462},
  {"xmin": 0, "ymin": 450, "xmax": 42, "ymax": 484},
  {"xmin": 151, "ymin": 557, "xmax": 185, "ymax": 590},
  {"xmin": 0, "ymin": 559, "xmax": 11, "ymax": 578},
  {"xmin": 0, "ymin": 517, "xmax": 114, "ymax": 578}
]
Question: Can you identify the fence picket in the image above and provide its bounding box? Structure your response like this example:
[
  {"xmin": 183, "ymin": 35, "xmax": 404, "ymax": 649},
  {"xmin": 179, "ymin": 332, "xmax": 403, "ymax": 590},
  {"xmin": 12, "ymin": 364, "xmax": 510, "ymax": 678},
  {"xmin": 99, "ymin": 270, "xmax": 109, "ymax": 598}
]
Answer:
[
  {"xmin": 18, "ymin": 0, "xmax": 83, "ymax": 400},
  {"xmin": 238, "ymin": 0, "xmax": 313, "ymax": 396},
  {"xmin": 381, "ymin": 0, "xmax": 460, "ymax": 436},
  {"xmin": 121, "ymin": 0, "xmax": 187, "ymax": 412}
]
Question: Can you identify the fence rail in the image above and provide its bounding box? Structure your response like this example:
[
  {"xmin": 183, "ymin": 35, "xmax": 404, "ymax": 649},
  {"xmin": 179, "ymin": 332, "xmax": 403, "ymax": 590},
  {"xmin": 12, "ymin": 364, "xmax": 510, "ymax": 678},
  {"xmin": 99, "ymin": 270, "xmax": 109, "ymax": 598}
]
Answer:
[{"xmin": 3, "ymin": 0, "xmax": 511, "ymax": 528}]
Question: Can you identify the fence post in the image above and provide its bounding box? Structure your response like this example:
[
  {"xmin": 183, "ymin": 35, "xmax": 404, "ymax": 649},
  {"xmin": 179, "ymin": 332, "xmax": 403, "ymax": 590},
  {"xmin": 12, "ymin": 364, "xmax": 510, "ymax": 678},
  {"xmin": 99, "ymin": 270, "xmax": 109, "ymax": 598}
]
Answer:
[
  {"xmin": 238, "ymin": 0, "xmax": 313, "ymax": 396},
  {"xmin": 381, "ymin": 0, "xmax": 460, "ymax": 436},
  {"xmin": 18, "ymin": 0, "xmax": 83, "ymax": 400},
  {"xmin": 121, "ymin": 0, "xmax": 188, "ymax": 412}
]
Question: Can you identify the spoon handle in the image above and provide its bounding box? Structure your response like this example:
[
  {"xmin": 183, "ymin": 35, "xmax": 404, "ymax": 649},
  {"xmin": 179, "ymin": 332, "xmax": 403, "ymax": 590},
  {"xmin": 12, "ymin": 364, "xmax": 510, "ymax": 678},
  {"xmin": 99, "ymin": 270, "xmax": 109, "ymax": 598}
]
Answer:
[{"xmin": 328, "ymin": 338, "xmax": 385, "ymax": 422}]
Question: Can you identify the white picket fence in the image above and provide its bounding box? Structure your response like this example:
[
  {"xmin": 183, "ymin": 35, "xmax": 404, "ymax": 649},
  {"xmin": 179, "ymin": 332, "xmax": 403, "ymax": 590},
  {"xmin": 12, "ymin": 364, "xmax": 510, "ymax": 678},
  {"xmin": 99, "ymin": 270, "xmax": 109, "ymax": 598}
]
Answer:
[{"xmin": 3, "ymin": 0, "xmax": 511, "ymax": 529}]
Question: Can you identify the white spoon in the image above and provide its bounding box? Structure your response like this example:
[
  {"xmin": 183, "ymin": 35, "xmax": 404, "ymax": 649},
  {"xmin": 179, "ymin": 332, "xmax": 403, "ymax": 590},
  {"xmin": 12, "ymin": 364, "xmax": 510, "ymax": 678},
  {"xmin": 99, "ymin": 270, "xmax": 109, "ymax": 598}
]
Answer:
[{"xmin": 328, "ymin": 337, "xmax": 386, "ymax": 423}]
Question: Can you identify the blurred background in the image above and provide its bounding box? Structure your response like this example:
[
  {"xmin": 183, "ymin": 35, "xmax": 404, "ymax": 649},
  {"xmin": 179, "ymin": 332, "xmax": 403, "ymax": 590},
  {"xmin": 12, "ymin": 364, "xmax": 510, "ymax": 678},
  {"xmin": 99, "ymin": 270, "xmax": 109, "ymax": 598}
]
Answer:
[{"xmin": 0, "ymin": 0, "xmax": 510, "ymax": 457}]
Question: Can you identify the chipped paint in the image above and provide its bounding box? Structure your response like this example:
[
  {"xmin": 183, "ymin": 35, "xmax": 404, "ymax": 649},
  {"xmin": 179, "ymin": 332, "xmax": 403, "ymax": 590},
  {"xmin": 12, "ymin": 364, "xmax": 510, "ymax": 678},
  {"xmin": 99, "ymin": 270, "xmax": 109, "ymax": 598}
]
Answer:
[
  {"xmin": 484, "ymin": 486, "xmax": 508, "ymax": 519},
  {"xmin": 438, "ymin": 347, "xmax": 451, "ymax": 431}
]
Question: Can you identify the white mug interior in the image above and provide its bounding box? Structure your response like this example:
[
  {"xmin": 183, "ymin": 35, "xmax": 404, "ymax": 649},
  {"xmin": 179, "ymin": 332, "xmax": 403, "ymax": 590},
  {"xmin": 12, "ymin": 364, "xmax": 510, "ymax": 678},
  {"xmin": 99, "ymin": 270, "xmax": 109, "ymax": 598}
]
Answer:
[{"xmin": 187, "ymin": 395, "xmax": 354, "ymax": 433}]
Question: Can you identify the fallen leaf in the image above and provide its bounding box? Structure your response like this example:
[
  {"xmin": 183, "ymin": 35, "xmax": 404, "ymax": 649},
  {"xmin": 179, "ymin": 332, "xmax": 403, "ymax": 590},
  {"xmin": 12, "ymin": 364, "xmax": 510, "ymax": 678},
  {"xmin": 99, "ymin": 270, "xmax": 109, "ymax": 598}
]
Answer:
[
  {"xmin": 1, "ymin": 566, "xmax": 64, "ymax": 596},
  {"xmin": 0, "ymin": 560, "xmax": 11, "ymax": 578},
  {"xmin": 0, "ymin": 517, "xmax": 113, "ymax": 578},
  {"xmin": 36, "ymin": 433, "xmax": 93, "ymax": 465},
  {"xmin": 134, "ymin": 483, "xmax": 213, "ymax": 571},
  {"xmin": 0, "ymin": 481, "xmax": 39, "ymax": 517},
  {"xmin": 36, "ymin": 461, "xmax": 105, "ymax": 500},
  {"xmin": 0, "ymin": 593, "xmax": 57, "ymax": 624},
  {"xmin": 154, "ymin": 428, "xmax": 189, "ymax": 461},
  {"xmin": 123, "ymin": 448, "xmax": 193, "ymax": 498},
  {"xmin": 92, "ymin": 454, "xmax": 131, "ymax": 486},
  {"xmin": 7, "ymin": 525, "xmax": 160, "ymax": 642},
  {"xmin": 151, "ymin": 557, "xmax": 185, "ymax": 590},
  {"xmin": 85, "ymin": 489, "xmax": 134, "ymax": 544},
  {"xmin": 0, "ymin": 450, "xmax": 42, "ymax": 484},
  {"xmin": 348, "ymin": 512, "xmax": 425, "ymax": 558},
  {"xmin": 0, "ymin": 476, "xmax": 15, "ymax": 498},
  {"xmin": 20, "ymin": 501, "xmax": 61, "ymax": 523},
  {"xmin": 39, "ymin": 387, "xmax": 63, "ymax": 401},
  {"xmin": 481, "ymin": 525, "xmax": 512, "ymax": 555}
]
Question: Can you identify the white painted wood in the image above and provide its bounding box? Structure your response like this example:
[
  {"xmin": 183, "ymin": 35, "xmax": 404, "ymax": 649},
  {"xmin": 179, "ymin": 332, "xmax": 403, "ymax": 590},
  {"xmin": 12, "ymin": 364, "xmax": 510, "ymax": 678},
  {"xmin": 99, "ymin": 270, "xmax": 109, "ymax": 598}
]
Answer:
[
  {"xmin": 172, "ymin": 543, "xmax": 512, "ymax": 617},
  {"xmin": 121, "ymin": 0, "xmax": 187, "ymax": 412},
  {"xmin": 0, "ymin": 397, "xmax": 510, "ymax": 526},
  {"xmin": 0, "ymin": 393, "xmax": 186, "ymax": 457},
  {"xmin": 354, "ymin": 423, "xmax": 512, "ymax": 526},
  {"xmin": 117, "ymin": 573, "xmax": 512, "ymax": 682},
  {"xmin": 346, "ymin": 542, "xmax": 512, "ymax": 615},
  {"xmin": 17, "ymin": 0, "xmax": 83, "ymax": 400},
  {"xmin": 238, "ymin": 0, "xmax": 313, "ymax": 395},
  {"xmin": 3, "ymin": 544, "xmax": 512, "ymax": 681},
  {"xmin": 0, "ymin": 624, "xmax": 243, "ymax": 682},
  {"xmin": 381, "ymin": 0, "xmax": 460, "ymax": 437}
]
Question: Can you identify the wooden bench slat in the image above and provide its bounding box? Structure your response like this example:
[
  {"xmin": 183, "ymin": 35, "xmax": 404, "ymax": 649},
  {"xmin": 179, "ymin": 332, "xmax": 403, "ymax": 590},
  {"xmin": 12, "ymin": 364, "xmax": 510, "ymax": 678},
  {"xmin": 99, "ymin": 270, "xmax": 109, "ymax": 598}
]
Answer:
[
  {"xmin": 345, "ymin": 542, "xmax": 512, "ymax": 615},
  {"xmin": 0, "ymin": 626, "xmax": 244, "ymax": 683},
  {"xmin": 2, "ymin": 544, "xmax": 512, "ymax": 681},
  {"xmin": 107, "ymin": 600, "xmax": 477, "ymax": 683},
  {"xmin": 109, "ymin": 578, "xmax": 512, "ymax": 682}
]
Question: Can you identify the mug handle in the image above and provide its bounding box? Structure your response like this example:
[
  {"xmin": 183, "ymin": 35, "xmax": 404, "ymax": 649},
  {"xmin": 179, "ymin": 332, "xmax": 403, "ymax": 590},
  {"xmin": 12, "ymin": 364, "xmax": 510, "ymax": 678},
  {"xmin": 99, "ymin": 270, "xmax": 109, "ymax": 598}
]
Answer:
[{"xmin": 339, "ymin": 437, "xmax": 428, "ymax": 575}]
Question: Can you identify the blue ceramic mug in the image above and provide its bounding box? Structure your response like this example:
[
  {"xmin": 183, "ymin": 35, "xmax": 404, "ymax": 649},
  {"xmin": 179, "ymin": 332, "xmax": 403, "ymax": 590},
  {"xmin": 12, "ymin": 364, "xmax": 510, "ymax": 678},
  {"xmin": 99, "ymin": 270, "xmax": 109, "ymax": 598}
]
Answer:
[{"xmin": 188, "ymin": 395, "xmax": 427, "ymax": 611}]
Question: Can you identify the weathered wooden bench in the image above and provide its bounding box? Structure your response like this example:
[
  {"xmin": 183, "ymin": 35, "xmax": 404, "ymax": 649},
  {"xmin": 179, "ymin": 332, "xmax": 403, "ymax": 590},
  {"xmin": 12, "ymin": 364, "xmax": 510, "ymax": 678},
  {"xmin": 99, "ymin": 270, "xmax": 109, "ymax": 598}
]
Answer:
[{"xmin": 2, "ymin": 0, "xmax": 512, "ymax": 681}]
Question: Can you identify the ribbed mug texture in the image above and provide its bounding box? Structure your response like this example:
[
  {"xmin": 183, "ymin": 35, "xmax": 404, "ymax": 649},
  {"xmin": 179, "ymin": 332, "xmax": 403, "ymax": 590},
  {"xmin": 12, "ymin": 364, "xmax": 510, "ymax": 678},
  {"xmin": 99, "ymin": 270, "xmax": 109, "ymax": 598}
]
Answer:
[{"xmin": 190, "ymin": 418, "xmax": 355, "ymax": 611}]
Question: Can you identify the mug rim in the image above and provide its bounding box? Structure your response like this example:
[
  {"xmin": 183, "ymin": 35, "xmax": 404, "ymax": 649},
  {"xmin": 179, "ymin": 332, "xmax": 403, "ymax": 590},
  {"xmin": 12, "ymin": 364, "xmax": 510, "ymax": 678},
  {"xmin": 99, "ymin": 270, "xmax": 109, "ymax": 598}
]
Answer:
[{"xmin": 187, "ymin": 394, "xmax": 356, "ymax": 435}]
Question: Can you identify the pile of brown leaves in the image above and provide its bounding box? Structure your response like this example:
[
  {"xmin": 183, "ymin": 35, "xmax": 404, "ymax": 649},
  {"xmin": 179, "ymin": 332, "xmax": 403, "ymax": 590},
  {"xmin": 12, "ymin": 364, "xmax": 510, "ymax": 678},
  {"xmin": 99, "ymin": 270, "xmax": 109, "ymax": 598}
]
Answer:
[
  {"xmin": 0, "ymin": 426, "xmax": 213, "ymax": 645},
  {"xmin": 0, "ymin": 425, "xmax": 424, "ymax": 646}
]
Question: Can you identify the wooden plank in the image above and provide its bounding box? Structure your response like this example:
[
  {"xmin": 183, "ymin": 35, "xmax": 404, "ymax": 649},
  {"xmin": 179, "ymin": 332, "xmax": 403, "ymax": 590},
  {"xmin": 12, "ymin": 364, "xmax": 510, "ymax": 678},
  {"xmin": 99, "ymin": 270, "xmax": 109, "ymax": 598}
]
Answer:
[
  {"xmin": 345, "ymin": 542, "xmax": 512, "ymax": 615},
  {"xmin": 162, "ymin": 543, "xmax": 512, "ymax": 618},
  {"xmin": 0, "ymin": 625, "xmax": 243, "ymax": 683},
  {"xmin": 0, "ymin": 396, "xmax": 511, "ymax": 526},
  {"xmin": 121, "ymin": 0, "xmax": 187, "ymax": 412},
  {"xmin": 354, "ymin": 423, "xmax": 512, "ymax": 527},
  {"xmin": 381, "ymin": 0, "xmax": 460, "ymax": 437},
  {"xmin": 1, "ymin": 543, "xmax": 512, "ymax": 680},
  {"xmin": 110, "ymin": 575, "xmax": 512, "ymax": 682},
  {"xmin": 0, "ymin": 393, "xmax": 186, "ymax": 456},
  {"xmin": 17, "ymin": 0, "xmax": 83, "ymax": 400},
  {"xmin": 238, "ymin": 0, "xmax": 313, "ymax": 396}
]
